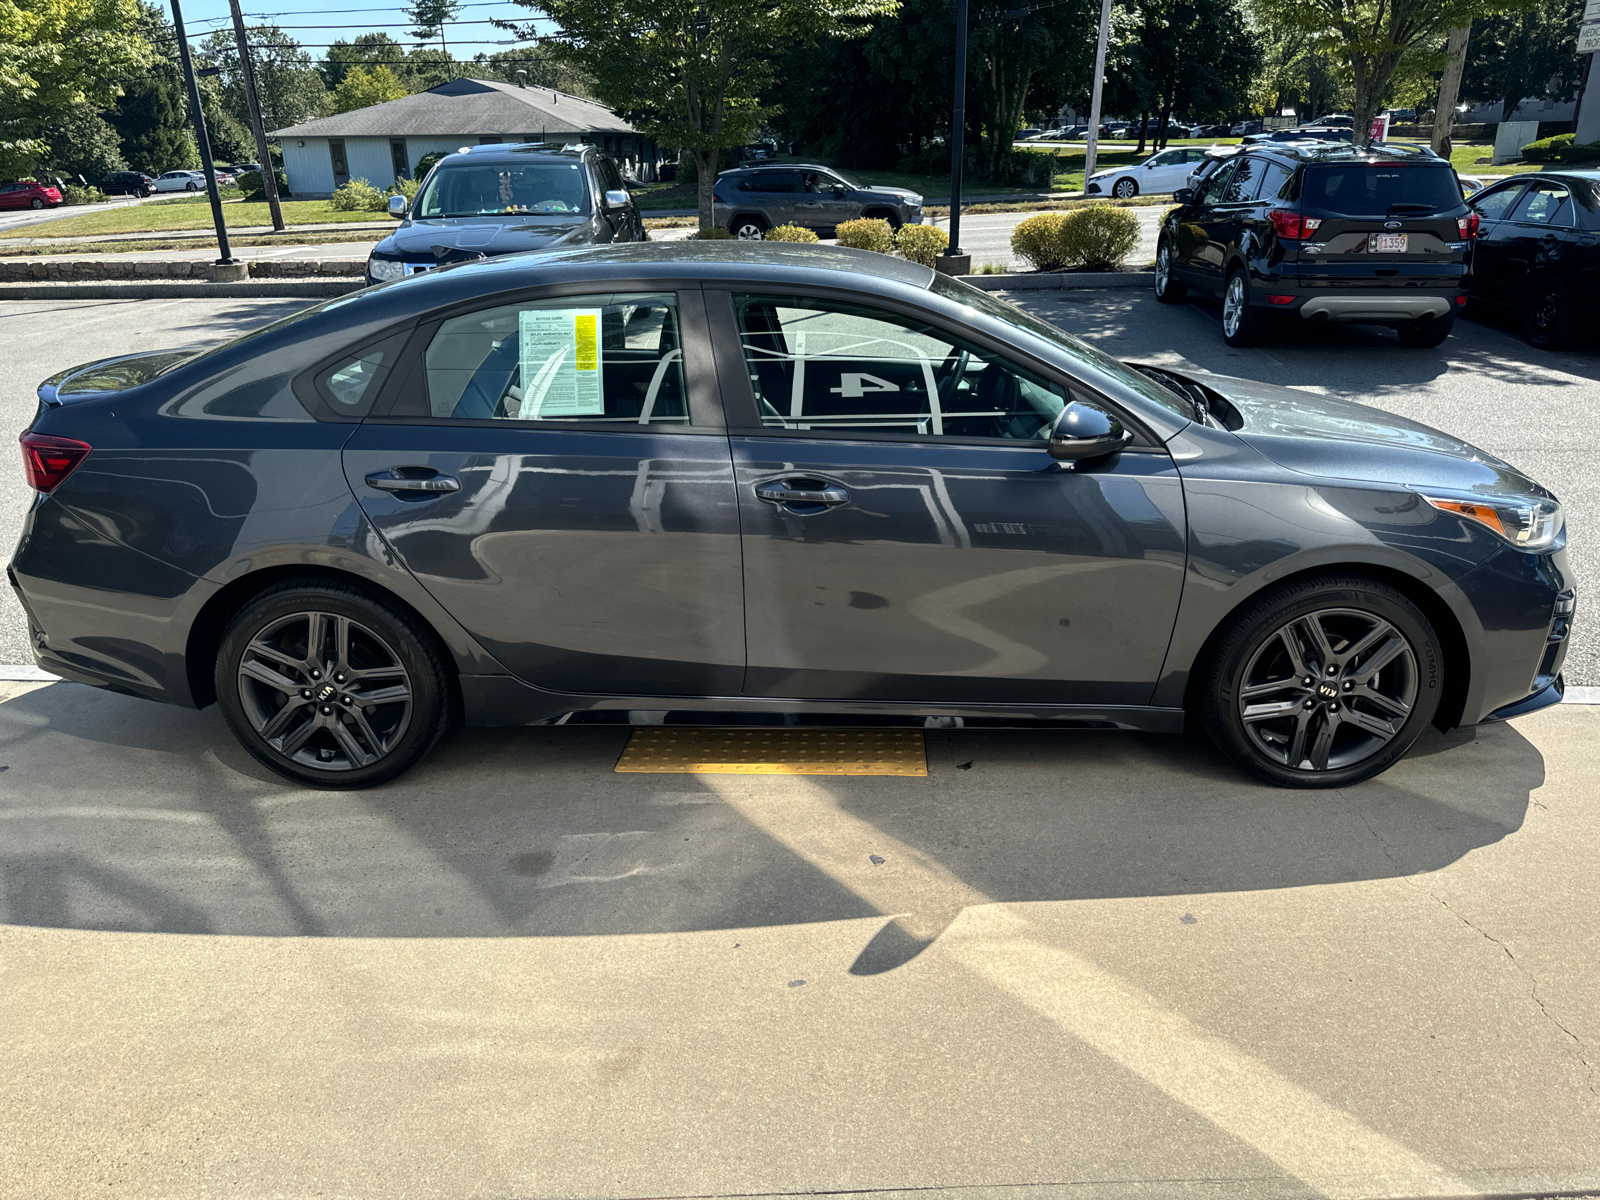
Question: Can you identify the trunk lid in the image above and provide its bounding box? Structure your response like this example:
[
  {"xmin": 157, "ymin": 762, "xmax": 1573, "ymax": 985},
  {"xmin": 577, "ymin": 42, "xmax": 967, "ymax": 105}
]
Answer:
[{"xmin": 38, "ymin": 350, "xmax": 197, "ymax": 407}]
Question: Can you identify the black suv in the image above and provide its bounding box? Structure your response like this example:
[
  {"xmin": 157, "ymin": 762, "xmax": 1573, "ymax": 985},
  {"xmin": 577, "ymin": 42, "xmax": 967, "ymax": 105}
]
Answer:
[
  {"xmin": 1156, "ymin": 143, "xmax": 1475, "ymax": 347},
  {"xmin": 366, "ymin": 143, "xmax": 643, "ymax": 284},
  {"xmin": 101, "ymin": 171, "xmax": 154, "ymax": 197}
]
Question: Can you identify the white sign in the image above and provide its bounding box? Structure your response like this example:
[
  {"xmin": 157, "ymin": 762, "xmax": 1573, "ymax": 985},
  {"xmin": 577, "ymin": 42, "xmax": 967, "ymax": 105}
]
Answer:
[
  {"xmin": 1584, "ymin": 0, "xmax": 1600, "ymax": 24},
  {"xmin": 518, "ymin": 308, "xmax": 605, "ymax": 417},
  {"xmin": 1580, "ymin": 19, "xmax": 1600, "ymax": 53}
]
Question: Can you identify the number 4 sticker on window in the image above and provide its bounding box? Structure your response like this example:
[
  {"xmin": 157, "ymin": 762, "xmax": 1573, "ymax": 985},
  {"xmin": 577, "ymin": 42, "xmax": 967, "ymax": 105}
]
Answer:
[{"xmin": 831, "ymin": 373, "xmax": 900, "ymax": 398}]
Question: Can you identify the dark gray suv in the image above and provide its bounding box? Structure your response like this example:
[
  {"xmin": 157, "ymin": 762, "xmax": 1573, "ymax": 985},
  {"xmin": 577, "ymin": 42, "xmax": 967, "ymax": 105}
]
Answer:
[{"xmin": 712, "ymin": 164, "xmax": 924, "ymax": 238}]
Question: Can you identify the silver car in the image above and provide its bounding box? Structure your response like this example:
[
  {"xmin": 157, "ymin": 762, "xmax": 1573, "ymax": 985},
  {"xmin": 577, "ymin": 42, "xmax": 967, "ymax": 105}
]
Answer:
[{"xmin": 712, "ymin": 165, "xmax": 924, "ymax": 239}]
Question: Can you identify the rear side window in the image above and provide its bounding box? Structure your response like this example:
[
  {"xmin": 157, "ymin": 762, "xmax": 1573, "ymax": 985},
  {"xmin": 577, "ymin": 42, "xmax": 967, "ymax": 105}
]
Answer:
[
  {"xmin": 1509, "ymin": 181, "xmax": 1573, "ymax": 227},
  {"xmin": 1302, "ymin": 165, "xmax": 1461, "ymax": 213},
  {"xmin": 295, "ymin": 331, "xmax": 409, "ymax": 421},
  {"xmin": 1222, "ymin": 156, "xmax": 1266, "ymax": 201},
  {"xmin": 741, "ymin": 172, "xmax": 800, "ymax": 193},
  {"xmin": 1257, "ymin": 161, "xmax": 1294, "ymax": 201}
]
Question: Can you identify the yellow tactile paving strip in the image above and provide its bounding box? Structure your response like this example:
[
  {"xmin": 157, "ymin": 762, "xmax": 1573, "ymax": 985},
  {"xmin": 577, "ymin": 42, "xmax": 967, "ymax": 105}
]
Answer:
[{"xmin": 614, "ymin": 728, "xmax": 928, "ymax": 775}]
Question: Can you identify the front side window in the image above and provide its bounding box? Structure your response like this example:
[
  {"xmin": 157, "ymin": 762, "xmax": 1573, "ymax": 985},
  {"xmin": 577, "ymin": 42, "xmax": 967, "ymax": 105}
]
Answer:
[
  {"xmin": 415, "ymin": 161, "xmax": 591, "ymax": 218},
  {"xmin": 1510, "ymin": 181, "xmax": 1573, "ymax": 227},
  {"xmin": 1222, "ymin": 156, "xmax": 1266, "ymax": 202},
  {"xmin": 420, "ymin": 293, "xmax": 686, "ymax": 424},
  {"xmin": 731, "ymin": 294, "xmax": 1071, "ymax": 441},
  {"xmin": 1471, "ymin": 183, "xmax": 1525, "ymax": 222}
]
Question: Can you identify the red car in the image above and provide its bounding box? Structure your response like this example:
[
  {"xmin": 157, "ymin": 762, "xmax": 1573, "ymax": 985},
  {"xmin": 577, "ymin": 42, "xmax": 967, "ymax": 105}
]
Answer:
[{"xmin": 0, "ymin": 181, "xmax": 64, "ymax": 210}]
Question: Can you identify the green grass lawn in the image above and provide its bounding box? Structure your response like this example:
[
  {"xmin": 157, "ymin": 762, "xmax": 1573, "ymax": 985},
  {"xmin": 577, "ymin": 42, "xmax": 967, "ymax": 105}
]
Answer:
[{"xmin": 23, "ymin": 199, "xmax": 391, "ymax": 239}]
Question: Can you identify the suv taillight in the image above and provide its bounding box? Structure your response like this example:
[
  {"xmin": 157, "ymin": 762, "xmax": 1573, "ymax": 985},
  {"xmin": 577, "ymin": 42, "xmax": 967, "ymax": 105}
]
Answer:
[
  {"xmin": 20, "ymin": 432, "xmax": 92, "ymax": 494},
  {"xmin": 1268, "ymin": 209, "xmax": 1321, "ymax": 239},
  {"xmin": 1458, "ymin": 212, "xmax": 1480, "ymax": 239}
]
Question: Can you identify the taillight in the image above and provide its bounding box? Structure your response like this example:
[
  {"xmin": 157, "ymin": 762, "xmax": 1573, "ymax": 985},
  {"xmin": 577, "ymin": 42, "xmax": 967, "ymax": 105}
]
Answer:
[
  {"xmin": 1458, "ymin": 212, "xmax": 1480, "ymax": 239},
  {"xmin": 1268, "ymin": 209, "xmax": 1321, "ymax": 239},
  {"xmin": 20, "ymin": 432, "xmax": 91, "ymax": 494}
]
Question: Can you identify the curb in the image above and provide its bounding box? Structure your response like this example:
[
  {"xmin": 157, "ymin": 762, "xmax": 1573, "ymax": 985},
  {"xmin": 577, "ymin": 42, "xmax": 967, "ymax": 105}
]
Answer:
[
  {"xmin": 0, "ymin": 279, "xmax": 363, "ymax": 300},
  {"xmin": 956, "ymin": 271, "xmax": 1153, "ymax": 290}
]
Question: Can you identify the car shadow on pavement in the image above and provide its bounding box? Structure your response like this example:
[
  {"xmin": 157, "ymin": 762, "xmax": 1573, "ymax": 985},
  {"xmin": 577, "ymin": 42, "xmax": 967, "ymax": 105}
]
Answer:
[{"xmin": 0, "ymin": 682, "xmax": 1544, "ymax": 959}]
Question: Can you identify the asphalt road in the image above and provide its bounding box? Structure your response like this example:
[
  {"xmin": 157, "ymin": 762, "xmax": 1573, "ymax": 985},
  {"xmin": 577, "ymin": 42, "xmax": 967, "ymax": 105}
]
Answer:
[{"xmin": 0, "ymin": 192, "xmax": 167, "ymax": 236}]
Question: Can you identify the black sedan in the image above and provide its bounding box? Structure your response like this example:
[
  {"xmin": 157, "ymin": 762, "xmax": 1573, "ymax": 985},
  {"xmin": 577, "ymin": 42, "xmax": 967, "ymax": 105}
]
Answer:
[
  {"xmin": 1465, "ymin": 169, "xmax": 1600, "ymax": 348},
  {"xmin": 11, "ymin": 244, "xmax": 1573, "ymax": 789}
]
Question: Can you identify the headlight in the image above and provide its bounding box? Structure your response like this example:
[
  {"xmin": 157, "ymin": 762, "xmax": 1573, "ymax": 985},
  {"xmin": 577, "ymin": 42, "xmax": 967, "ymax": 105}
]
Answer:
[
  {"xmin": 1421, "ymin": 493, "xmax": 1564, "ymax": 549},
  {"xmin": 368, "ymin": 256, "xmax": 405, "ymax": 282}
]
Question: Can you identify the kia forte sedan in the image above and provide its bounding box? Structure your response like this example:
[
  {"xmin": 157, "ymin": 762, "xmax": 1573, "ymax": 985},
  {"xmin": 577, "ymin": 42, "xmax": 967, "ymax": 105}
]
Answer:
[{"xmin": 11, "ymin": 244, "xmax": 1572, "ymax": 789}]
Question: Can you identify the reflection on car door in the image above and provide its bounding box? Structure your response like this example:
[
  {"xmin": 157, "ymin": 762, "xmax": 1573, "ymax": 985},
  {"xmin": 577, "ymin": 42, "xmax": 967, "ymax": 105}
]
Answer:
[
  {"xmin": 343, "ymin": 289, "xmax": 745, "ymax": 696},
  {"xmin": 1203, "ymin": 155, "xmax": 1267, "ymax": 280},
  {"xmin": 1495, "ymin": 180, "xmax": 1577, "ymax": 300},
  {"xmin": 713, "ymin": 291, "xmax": 1187, "ymax": 705}
]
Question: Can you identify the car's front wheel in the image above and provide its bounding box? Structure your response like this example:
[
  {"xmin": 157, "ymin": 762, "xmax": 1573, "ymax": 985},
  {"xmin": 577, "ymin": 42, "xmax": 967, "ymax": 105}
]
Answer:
[
  {"xmin": 1199, "ymin": 575, "xmax": 1442, "ymax": 788},
  {"xmin": 1522, "ymin": 277, "xmax": 1573, "ymax": 349},
  {"xmin": 1154, "ymin": 239, "xmax": 1186, "ymax": 303},
  {"xmin": 730, "ymin": 215, "xmax": 768, "ymax": 240},
  {"xmin": 1112, "ymin": 177, "xmax": 1139, "ymax": 199},
  {"xmin": 185, "ymin": 181, "xmax": 198, "ymax": 191},
  {"xmin": 215, "ymin": 580, "xmax": 453, "ymax": 788},
  {"xmin": 30, "ymin": 198, "xmax": 44, "ymax": 209}
]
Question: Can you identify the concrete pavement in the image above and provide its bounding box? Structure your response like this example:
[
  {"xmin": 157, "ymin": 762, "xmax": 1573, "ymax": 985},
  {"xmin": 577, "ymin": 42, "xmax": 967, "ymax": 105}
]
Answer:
[{"xmin": 1, "ymin": 678, "xmax": 1596, "ymax": 1198}]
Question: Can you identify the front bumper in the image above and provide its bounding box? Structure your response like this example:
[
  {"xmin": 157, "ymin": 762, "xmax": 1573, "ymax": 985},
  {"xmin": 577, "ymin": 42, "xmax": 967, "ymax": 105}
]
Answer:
[{"xmin": 1484, "ymin": 675, "xmax": 1565, "ymax": 722}]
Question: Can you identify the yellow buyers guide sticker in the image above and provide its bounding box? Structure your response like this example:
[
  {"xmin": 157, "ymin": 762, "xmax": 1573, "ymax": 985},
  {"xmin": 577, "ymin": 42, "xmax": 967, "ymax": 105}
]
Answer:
[{"xmin": 518, "ymin": 307, "xmax": 605, "ymax": 417}]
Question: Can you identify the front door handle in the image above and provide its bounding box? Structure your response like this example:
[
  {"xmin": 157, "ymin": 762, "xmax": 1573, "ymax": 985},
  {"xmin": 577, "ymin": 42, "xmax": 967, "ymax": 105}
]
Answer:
[
  {"xmin": 365, "ymin": 469, "xmax": 461, "ymax": 494},
  {"xmin": 755, "ymin": 480, "xmax": 849, "ymax": 506}
]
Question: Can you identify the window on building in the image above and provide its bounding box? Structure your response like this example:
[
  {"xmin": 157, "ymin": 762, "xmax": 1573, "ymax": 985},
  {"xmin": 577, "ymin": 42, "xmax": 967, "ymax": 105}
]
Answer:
[
  {"xmin": 390, "ymin": 138, "xmax": 409, "ymax": 180},
  {"xmin": 329, "ymin": 139, "xmax": 349, "ymax": 180}
]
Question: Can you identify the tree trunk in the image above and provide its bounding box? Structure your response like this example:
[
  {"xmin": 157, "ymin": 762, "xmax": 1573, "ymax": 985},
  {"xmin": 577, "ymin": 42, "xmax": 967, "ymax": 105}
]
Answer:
[
  {"xmin": 1431, "ymin": 24, "xmax": 1471, "ymax": 156},
  {"xmin": 694, "ymin": 150, "xmax": 717, "ymax": 235},
  {"xmin": 1135, "ymin": 111, "xmax": 1149, "ymax": 155}
]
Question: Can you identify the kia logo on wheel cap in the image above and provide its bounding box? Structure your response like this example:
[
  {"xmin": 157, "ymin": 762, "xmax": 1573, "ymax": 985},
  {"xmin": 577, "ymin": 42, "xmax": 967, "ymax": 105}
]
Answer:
[
  {"xmin": 1317, "ymin": 682, "xmax": 1339, "ymax": 699},
  {"xmin": 318, "ymin": 684, "xmax": 336, "ymax": 701}
]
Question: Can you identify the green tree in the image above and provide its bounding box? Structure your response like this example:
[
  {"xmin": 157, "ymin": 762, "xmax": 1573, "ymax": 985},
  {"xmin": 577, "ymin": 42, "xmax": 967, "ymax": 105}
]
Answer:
[
  {"xmin": 39, "ymin": 104, "xmax": 126, "ymax": 182},
  {"xmin": 398, "ymin": 47, "xmax": 466, "ymax": 90},
  {"xmin": 331, "ymin": 64, "xmax": 410, "ymax": 112},
  {"xmin": 406, "ymin": 0, "xmax": 463, "ymax": 57},
  {"xmin": 471, "ymin": 45, "xmax": 598, "ymax": 96},
  {"xmin": 0, "ymin": 0, "xmax": 153, "ymax": 177},
  {"xmin": 320, "ymin": 32, "xmax": 407, "ymax": 90},
  {"xmin": 200, "ymin": 26, "xmax": 328, "ymax": 133},
  {"xmin": 1254, "ymin": 0, "xmax": 1532, "ymax": 144},
  {"xmin": 1462, "ymin": 0, "xmax": 1582, "ymax": 121},
  {"xmin": 501, "ymin": 0, "xmax": 898, "ymax": 234},
  {"xmin": 968, "ymin": 0, "xmax": 1098, "ymax": 176},
  {"xmin": 110, "ymin": 77, "xmax": 194, "ymax": 171}
]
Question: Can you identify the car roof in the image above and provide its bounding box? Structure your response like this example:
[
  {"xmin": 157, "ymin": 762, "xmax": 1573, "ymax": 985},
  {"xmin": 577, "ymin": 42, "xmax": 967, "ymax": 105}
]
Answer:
[
  {"xmin": 720, "ymin": 163, "xmax": 837, "ymax": 175},
  {"xmin": 1241, "ymin": 142, "xmax": 1444, "ymax": 166},
  {"xmin": 432, "ymin": 143, "xmax": 601, "ymax": 168}
]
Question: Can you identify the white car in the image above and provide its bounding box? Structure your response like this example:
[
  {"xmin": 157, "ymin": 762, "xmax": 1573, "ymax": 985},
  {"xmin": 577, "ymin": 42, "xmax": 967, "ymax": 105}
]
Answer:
[
  {"xmin": 1085, "ymin": 146, "xmax": 1213, "ymax": 199},
  {"xmin": 152, "ymin": 170, "xmax": 205, "ymax": 193}
]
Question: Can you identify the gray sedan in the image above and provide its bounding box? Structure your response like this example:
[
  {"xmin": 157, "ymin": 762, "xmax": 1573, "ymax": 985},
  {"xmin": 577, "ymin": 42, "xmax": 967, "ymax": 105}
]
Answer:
[{"xmin": 712, "ymin": 164, "xmax": 924, "ymax": 238}]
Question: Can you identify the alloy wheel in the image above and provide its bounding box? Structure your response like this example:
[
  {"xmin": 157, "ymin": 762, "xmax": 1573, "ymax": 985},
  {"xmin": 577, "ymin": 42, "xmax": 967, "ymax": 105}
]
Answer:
[
  {"xmin": 235, "ymin": 610, "xmax": 414, "ymax": 772},
  {"xmin": 1222, "ymin": 274, "xmax": 1246, "ymax": 337},
  {"xmin": 734, "ymin": 221, "xmax": 765, "ymax": 240},
  {"xmin": 1237, "ymin": 607, "xmax": 1417, "ymax": 772},
  {"xmin": 1532, "ymin": 289, "xmax": 1559, "ymax": 334},
  {"xmin": 1113, "ymin": 178, "xmax": 1137, "ymax": 199}
]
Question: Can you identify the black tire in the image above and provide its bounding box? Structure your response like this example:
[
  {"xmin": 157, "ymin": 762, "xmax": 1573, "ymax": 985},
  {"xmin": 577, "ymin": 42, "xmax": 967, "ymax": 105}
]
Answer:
[
  {"xmin": 1112, "ymin": 177, "xmax": 1139, "ymax": 199},
  {"xmin": 214, "ymin": 580, "xmax": 453, "ymax": 788},
  {"xmin": 1199, "ymin": 574, "xmax": 1443, "ymax": 789},
  {"xmin": 139, "ymin": 188, "xmax": 150, "ymax": 198},
  {"xmin": 1154, "ymin": 238, "xmax": 1187, "ymax": 303},
  {"xmin": 1522, "ymin": 277, "xmax": 1573, "ymax": 349},
  {"xmin": 1220, "ymin": 267, "xmax": 1267, "ymax": 347},
  {"xmin": 1397, "ymin": 312, "xmax": 1454, "ymax": 348},
  {"xmin": 730, "ymin": 214, "xmax": 768, "ymax": 240},
  {"xmin": 185, "ymin": 181, "xmax": 198, "ymax": 192}
]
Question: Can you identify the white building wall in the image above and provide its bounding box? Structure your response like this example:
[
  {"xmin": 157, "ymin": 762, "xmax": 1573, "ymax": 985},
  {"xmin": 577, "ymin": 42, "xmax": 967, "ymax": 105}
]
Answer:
[{"xmin": 281, "ymin": 138, "xmax": 334, "ymax": 196}]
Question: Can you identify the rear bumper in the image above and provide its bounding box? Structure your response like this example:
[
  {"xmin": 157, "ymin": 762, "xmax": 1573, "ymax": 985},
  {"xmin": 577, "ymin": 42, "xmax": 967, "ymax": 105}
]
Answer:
[{"xmin": 1299, "ymin": 294, "xmax": 1456, "ymax": 322}]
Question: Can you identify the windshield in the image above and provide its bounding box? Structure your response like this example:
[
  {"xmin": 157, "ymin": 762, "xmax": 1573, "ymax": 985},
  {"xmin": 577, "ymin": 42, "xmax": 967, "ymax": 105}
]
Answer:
[
  {"xmin": 929, "ymin": 274, "xmax": 1195, "ymax": 423},
  {"xmin": 415, "ymin": 161, "xmax": 591, "ymax": 218},
  {"xmin": 1301, "ymin": 164, "xmax": 1461, "ymax": 214}
]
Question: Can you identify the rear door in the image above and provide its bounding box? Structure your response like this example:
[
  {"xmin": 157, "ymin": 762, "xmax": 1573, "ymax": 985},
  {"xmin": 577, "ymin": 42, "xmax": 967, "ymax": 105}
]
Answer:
[
  {"xmin": 343, "ymin": 286, "xmax": 745, "ymax": 696},
  {"xmin": 1293, "ymin": 162, "xmax": 1469, "ymax": 293},
  {"xmin": 1494, "ymin": 179, "xmax": 1579, "ymax": 298},
  {"xmin": 709, "ymin": 289, "xmax": 1187, "ymax": 706},
  {"xmin": 1468, "ymin": 180, "xmax": 1531, "ymax": 301}
]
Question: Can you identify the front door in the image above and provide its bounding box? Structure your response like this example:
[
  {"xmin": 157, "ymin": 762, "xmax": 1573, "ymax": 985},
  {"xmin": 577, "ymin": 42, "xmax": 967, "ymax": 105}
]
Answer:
[
  {"xmin": 714, "ymin": 291, "xmax": 1187, "ymax": 705},
  {"xmin": 344, "ymin": 289, "xmax": 745, "ymax": 696}
]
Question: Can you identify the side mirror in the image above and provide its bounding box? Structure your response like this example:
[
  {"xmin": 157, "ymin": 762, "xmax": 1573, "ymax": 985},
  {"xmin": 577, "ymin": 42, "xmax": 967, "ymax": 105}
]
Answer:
[
  {"xmin": 603, "ymin": 189, "xmax": 630, "ymax": 211},
  {"xmin": 1173, "ymin": 188, "xmax": 1195, "ymax": 205},
  {"xmin": 1048, "ymin": 401, "xmax": 1133, "ymax": 462},
  {"xmin": 387, "ymin": 194, "xmax": 408, "ymax": 218}
]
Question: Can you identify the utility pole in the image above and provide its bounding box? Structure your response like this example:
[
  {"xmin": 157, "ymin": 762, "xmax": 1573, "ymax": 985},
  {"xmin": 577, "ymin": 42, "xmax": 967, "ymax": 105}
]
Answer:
[
  {"xmin": 229, "ymin": 0, "xmax": 285, "ymax": 231},
  {"xmin": 1431, "ymin": 24, "xmax": 1472, "ymax": 158},
  {"xmin": 171, "ymin": 0, "xmax": 236, "ymax": 264},
  {"xmin": 1082, "ymin": 0, "xmax": 1113, "ymax": 186},
  {"xmin": 938, "ymin": 0, "xmax": 971, "ymax": 274}
]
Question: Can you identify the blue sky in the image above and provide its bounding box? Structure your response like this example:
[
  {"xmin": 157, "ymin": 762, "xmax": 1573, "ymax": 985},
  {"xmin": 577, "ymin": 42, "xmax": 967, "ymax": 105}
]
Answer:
[{"xmin": 171, "ymin": 0, "xmax": 551, "ymax": 63}]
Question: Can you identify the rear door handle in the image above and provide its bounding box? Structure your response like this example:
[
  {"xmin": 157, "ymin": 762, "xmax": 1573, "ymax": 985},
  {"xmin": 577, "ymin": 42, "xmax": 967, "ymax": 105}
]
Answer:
[
  {"xmin": 755, "ymin": 481, "xmax": 849, "ymax": 506},
  {"xmin": 365, "ymin": 469, "xmax": 460, "ymax": 494}
]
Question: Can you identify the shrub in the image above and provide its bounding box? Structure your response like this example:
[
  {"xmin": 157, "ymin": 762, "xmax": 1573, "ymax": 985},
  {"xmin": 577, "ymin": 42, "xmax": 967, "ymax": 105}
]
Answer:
[
  {"xmin": 835, "ymin": 216, "xmax": 896, "ymax": 253},
  {"xmin": 1058, "ymin": 203, "xmax": 1140, "ymax": 270},
  {"xmin": 237, "ymin": 169, "xmax": 291, "ymax": 202},
  {"xmin": 765, "ymin": 223, "xmax": 820, "ymax": 242},
  {"xmin": 388, "ymin": 176, "xmax": 421, "ymax": 202},
  {"xmin": 59, "ymin": 184, "xmax": 107, "ymax": 205},
  {"xmin": 1010, "ymin": 212, "xmax": 1072, "ymax": 270},
  {"xmin": 1521, "ymin": 133, "xmax": 1573, "ymax": 161},
  {"xmin": 895, "ymin": 221, "xmax": 949, "ymax": 266},
  {"xmin": 330, "ymin": 177, "xmax": 384, "ymax": 211}
]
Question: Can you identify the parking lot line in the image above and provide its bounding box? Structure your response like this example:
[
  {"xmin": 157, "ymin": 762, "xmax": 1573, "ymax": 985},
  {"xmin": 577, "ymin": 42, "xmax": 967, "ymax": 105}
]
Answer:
[{"xmin": 614, "ymin": 727, "xmax": 929, "ymax": 774}]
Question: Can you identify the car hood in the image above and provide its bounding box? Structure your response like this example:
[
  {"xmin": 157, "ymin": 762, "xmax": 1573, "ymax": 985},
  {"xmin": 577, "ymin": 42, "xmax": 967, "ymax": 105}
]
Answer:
[
  {"xmin": 1189, "ymin": 370, "xmax": 1544, "ymax": 496},
  {"xmin": 377, "ymin": 216, "xmax": 590, "ymax": 258},
  {"xmin": 856, "ymin": 186, "xmax": 921, "ymax": 205}
]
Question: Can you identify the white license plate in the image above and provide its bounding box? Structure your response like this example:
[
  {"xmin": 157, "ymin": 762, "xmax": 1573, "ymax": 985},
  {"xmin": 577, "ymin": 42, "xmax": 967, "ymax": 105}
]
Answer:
[{"xmin": 1372, "ymin": 233, "xmax": 1408, "ymax": 252}]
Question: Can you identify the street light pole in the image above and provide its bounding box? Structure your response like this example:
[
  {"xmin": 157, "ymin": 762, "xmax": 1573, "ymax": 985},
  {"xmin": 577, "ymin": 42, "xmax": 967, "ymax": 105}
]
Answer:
[
  {"xmin": 170, "ymin": 0, "xmax": 236, "ymax": 264},
  {"xmin": 229, "ymin": 0, "xmax": 285, "ymax": 232},
  {"xmin": 946, "ymin": 0, "xmax": 970, "ymax": 264},
  {"xmin": 1082, "ymin": 0, "xmax": 1113, "ymax": 187}
]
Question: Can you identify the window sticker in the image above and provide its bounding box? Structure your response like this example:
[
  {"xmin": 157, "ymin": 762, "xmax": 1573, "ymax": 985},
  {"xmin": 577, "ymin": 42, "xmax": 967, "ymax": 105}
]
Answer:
[{"xmin": 518, "ymin": 307, "xmax": 605, "ymax": 417}]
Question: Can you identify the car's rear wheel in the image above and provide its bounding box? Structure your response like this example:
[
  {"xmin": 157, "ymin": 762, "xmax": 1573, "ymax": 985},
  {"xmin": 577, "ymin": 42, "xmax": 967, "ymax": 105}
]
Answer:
[
  {"xmin": 1220, "ymin": 268, "xmax": 1266, "ymax": 346},
  {"xmin": 730, "ymin": 214, "xmax": 768, "ymax": 240},
  {"xmin": 1522, "ymin": 277, "xmax": 1573, "ymax": 349},
  {"xmin": 1154, "ymin": 239, "xmax": 1186, "ymax": 303},
  {"xmin": 1112, "ymin": 177, "xmax": 1138, "ymax": 199},
  {"xmin": 1199, "ymin": 575, "xmax": 1442, "ymax": 788},
  {"xmin": 215, "ymin": 581, "xmax": 453, "ymax": 788},
  {"xmin": 1397, "ymin": 312, "xmax": 1454, "ymax": 348}
]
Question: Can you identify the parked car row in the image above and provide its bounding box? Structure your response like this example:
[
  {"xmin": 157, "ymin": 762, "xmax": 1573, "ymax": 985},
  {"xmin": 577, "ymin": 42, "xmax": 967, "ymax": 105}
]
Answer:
[{"xmin": 101, "ymin": 165, "xmax": 257, "ymax": 197}]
